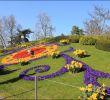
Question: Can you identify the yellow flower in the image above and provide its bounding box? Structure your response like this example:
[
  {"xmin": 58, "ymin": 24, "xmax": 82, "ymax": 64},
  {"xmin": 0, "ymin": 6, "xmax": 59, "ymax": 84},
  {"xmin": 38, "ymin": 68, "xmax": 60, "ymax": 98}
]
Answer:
[
  {"xmin": 75, "ymin": 62, "xmax": 80, "ymax": 68},
  {"xmin": 101, "ymin": 92, "xmax": 106, "ymax": 95},
  {"xmin": 88, "ymin": 96, "xmax": 92, "ymax": 100},
  {"xmin": 71, "ymin": 60, "xmax": 76, "ymax": 65},
  {"xmin": 87, "ymin": 87, "xmax": 92, "ymax": 92},
  {"xmin": 88, "ymin": 84, "xmax": 93, "ymax": 88},
  {"xmin": 100, "ymin": 96, "xmax": 104, "ymax": 99},
  {"xmin": 79, "ymin": 63, "xmax": 82, "ymax": 68},
  {"xmin": 79, "ymin": 87, "xmax": 85, "ymax": 91},
  {"xmin": 70, "ymin": 65, "xmax": 75, "ymax": 68},
  {"xmin": 96, "ymin": 88, "xmax": 100, "ymax": 93},
  {"xmin": 102, "ymin": 83, "xmax": 106, "ymax": 87},
  {"xmin": 91, "ymin": 93, "xmax": 97, "ymax": 100}
]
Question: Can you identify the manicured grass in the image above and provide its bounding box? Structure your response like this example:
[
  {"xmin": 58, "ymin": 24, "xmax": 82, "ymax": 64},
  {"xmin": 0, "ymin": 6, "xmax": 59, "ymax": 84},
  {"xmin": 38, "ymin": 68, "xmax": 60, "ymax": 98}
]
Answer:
[{"xmin": 0, "ymin": 43, "xmax": 110, "ymax": 99}]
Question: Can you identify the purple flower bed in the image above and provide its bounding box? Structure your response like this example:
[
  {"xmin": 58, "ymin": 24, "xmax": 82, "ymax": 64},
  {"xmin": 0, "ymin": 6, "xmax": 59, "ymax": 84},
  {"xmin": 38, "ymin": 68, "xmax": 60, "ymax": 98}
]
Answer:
[
  {"xmin": 60, "ymin": 47, "xmax": 75, "ymax": 54},
  {"xmin": 19, "ymin": 53, "xmax": 73, "ymax": 81},
  {"xmin": 35, "ymin": 65, "xmax": 50, "ymax": 73},
  {"xmin": 83, "ymin": 65, "xmax": 110, "ymax": 94},
  {"xmin": 2, "ymin": 49, "xmax": 17, "ymax": 55},
  {"xmin": 55, "ymin": 43, "xmax": 69, "ymax": 46},
  {"xmin": 19, "ymin": 65, "xmax": 68, "ymax": 81}
]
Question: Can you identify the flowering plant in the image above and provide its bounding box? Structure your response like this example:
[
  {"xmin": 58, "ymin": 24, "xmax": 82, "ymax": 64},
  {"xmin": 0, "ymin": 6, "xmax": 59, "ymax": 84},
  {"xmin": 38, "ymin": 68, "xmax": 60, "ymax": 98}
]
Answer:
[
  {"xmin": 79, "ymin": 84, "xmax": 106, "ymax": 100},
  {"xmin": 73, "ymin": 49, "xmax": 87, "ymax": 58},
  {"xmin": 64, "ymin": 60, "xmax": 82, "ymax": 73},
  {"xmin": 60, "ymin": 39, "xmax": 69, "ymax": 44},
  {"xmin": 48, "ymin": 50, "xmax": 60, "ymax": 58}
]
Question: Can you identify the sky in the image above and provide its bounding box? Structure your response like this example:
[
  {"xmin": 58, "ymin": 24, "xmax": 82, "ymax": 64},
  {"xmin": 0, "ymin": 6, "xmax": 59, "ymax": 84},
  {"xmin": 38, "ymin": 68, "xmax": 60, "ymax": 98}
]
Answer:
[{"xmin": 0, "ymin": 1, "xmax": 110, "ymax": 40}]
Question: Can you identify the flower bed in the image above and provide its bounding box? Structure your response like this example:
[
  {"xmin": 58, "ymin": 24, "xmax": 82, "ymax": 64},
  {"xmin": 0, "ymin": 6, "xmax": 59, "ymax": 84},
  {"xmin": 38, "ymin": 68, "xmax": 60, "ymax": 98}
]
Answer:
[
  {"xmin": 65, "ymin": 60, "xmax": 83, "ymax": 73},
  {"xmin": 19, "ymin": 53, "xmax": 73, "ymax": 81},
  {"xmin": 84, "ymin": 66, "xmax": 110, "ymax": 94},
  {"xmin": 1, "ymin": 44, "xmax": 110, "ymax": 95},
  {"xmin": 13, "ymin": 47, "xmax": 46, "ymax": 59},
  {"xmin": 1, "ymin": 44, "xmax": 58, "ymax": 64}
]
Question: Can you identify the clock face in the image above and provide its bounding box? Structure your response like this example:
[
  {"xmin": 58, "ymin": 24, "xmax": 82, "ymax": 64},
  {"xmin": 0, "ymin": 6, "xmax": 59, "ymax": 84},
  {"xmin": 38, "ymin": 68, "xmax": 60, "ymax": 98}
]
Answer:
[{"xmin": 1, "ymin": 44, "xmax": 58, "ymax": 64}]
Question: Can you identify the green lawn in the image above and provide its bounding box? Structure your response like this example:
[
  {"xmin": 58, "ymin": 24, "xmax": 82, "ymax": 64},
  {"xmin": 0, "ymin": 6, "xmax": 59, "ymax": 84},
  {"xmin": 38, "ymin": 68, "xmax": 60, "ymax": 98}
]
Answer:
[{"xmin": 0, "ymin": 43, "xmax": 110, "ymax": 99}]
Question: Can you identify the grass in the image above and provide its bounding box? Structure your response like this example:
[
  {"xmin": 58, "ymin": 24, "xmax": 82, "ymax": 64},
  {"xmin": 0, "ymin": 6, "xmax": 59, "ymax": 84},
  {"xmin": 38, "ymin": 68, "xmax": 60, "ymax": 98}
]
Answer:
[{"xmin": 0, "ymin": 43, "xmax": 110, "ymax": 99}]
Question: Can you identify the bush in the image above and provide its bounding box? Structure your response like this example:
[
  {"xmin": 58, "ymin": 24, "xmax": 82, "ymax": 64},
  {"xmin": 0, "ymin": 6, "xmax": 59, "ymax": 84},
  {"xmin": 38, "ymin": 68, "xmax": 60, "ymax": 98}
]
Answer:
[
  {"xmin": 73, "ymin": 49, "xmax": 87, "ymax": 58},
  {"xmin": 69, "ymin": 35, "xmax": 81, "ymax": 43},
  {"xmin": 21, "ymin": 61, "xmax": 30, "ymax": 66},
  {"xmin": 48, "ymin": 51, "xmax": 60, "ymax": 58},
  {"xmin": 79, "ymin": 36, "xmax": 96, "ymax": 45},
  {"xmin": 0, "ymin": 49, "xmax": 5, "ymax": 53},
  {"xmin": 60, "ymin": 39, "xmax": 69, "ymax": 44},
  {"xmin": 95, "ymin": 39, "xmax": 110, "ymax": 52}
]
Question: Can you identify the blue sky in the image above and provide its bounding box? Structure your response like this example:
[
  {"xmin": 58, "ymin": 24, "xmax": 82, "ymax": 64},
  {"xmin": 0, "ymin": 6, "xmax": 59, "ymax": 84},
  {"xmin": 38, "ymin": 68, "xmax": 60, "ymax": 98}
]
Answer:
[{"xmin": 0, "ymin": 1, "xmax": 110, "ymax": 40}]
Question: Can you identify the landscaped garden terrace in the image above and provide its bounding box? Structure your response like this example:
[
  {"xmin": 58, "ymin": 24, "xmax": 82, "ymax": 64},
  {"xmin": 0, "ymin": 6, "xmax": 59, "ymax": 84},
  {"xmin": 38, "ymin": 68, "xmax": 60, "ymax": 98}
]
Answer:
[{"xmin": 0, "ymin": 35, "xmax": 110, "ymax": 99}]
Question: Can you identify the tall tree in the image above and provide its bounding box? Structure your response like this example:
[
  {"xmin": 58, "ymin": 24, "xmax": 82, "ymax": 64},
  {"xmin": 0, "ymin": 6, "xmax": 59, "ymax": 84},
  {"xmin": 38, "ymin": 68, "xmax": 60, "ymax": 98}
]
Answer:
[
  {"xmin": 36, "ymin": 13, "xmax": 55, "ymax": 40},
  {"xmin": 84, "ymin": 5, "xmax": 110, "ymax": 35},
  {"xmin": 0, "ymin": 17, "xmax": 6, "ymax": 48},
  {"xmin": 4, "ymin": 15, "xmax": 17, "ymax": 46},
  {"xmin": 71, "ymin": 26, "xmax": 83, "ymax": 35}
]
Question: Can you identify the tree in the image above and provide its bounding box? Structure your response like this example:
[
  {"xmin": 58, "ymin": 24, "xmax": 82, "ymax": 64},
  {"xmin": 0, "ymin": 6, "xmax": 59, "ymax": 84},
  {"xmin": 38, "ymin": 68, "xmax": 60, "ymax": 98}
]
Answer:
[
  {"xmin": 4, "ymin": 15, "xmax": 17, "ymax": 46},
  {"xmin": 36, "ymin": 13, "xmax": 55, "ymax": 40},
  {"xmin": 84, "ymin": 5, "xmax": 110, "ymax": 35},
  {"xmin": 71, "ymin": 26, "xmax": 83, "ymax": 35},
  {"xmin": 0, "ymin": 17, "xmax": 6, "ymax": 48}
]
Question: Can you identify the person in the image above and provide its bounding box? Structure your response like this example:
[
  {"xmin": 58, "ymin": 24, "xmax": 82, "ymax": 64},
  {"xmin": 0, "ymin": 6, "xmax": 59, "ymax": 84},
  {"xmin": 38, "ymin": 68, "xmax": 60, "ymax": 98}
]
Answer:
[
  {"xmin": 27, "ymin": 47, "xmax": 31, "ymax": 54},
  {"xmin": 30, "ymin": 50, "xmax": 34, "ymax": 55}
]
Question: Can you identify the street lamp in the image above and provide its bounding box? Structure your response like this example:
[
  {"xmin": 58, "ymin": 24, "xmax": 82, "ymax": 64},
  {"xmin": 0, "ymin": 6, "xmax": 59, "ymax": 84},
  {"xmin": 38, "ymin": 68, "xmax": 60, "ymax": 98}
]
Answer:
[
  {"xmin": 35, "ymin": 75, "xmax": 37, "ymax": 100},
  {"xmin": 21, "ymin": 35, "xmax": 24, "ymax": 43}
]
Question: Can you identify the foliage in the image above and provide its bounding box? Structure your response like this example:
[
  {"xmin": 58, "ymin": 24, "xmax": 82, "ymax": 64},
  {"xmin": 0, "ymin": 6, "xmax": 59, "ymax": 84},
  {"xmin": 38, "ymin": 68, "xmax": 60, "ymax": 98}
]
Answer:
[
  {"xmin": 60, "ymin": 39, "xmax": 69, "ymax": 44},
  {"xmin": 0, "ymin": 48, "xmax": 6, "ymax": 53},
  {"xmin": 36, "ymin": 13, "xmax": 55, "ymax": 39},
  {"xmin": 79, "ymin": 36, "xmax": 96, "ymax": 45},
  {"xmin": 16, "ymin": 42, "xmax": 34, "ymax": 48},
  {"xmin": 49, "ymin": 35, "xmax": 69, "ymax": 43},
  {"xmin": 71, "ymin": 26, "xmax": 84, "ymax": 35},
  {"xmin": 20, "ymin": 61, "xmax": 30, "ymax": 66},
  {"xmin": 69, "ymin": 35, "xmax": 81, "ymax": 43},
  {"xmin": 84, "ymin": 5, "xmax": 110, "ymax": 35},
  {"xmin": 95, "ymin": 39, "xmax": 110, "ymax": 52},
  {"xmin": 65, "ymin": 60, "xmax": 82, "ymax": 73},
  {"xmin": 73, "ymin": 49, "xmax": 87, "ymax": 58},
  {"xmin": 79, "ymin": 84, "xmax": 106, "ymax": 100},
  {"xmin": 48, "ymin": 50, "xmax": 60, "ymax": 58}
]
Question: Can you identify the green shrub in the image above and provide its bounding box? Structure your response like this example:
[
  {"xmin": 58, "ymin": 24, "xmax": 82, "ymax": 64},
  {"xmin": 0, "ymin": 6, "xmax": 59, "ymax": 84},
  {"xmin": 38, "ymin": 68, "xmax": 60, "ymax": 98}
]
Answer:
[
  {"xmin": 69, "ymin": 35, "xmax": 81, "ymax": 43},
  {"xmin": 60, "ymin": 39, "xmax": 69, "ymax": 44},
  {"xmin": 0, "ymin": 49, "xmax": 5, "ymax": 53},
  {"xmin": 95, "ymin": 39, "xmax": 110, "ymax": 52},
  {"xmin": 21, "ymin": 61, "xmax": 30, "ymax": 66},
  {"xmin": 79, "ymin": 36, "xmax": 96, "ymax": 45}
]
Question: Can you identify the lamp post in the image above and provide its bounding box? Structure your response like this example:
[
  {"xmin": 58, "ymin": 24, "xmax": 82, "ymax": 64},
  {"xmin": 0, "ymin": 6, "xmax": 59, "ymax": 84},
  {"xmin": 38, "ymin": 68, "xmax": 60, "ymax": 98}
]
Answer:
[
  {"xmin": 21, "ymin": 35, "xmax": 24, "ymax": 43},
  {"xmin": 35, "ymin": 75, "xmax": 37, "ymax": 100}
]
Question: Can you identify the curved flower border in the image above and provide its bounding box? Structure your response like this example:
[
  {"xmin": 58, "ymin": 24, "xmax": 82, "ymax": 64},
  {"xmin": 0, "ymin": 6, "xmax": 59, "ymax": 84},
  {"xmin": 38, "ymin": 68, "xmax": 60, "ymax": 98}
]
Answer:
[{"xmin": 19, "ymin": 53, "xmax": 73, "ymax": 81}]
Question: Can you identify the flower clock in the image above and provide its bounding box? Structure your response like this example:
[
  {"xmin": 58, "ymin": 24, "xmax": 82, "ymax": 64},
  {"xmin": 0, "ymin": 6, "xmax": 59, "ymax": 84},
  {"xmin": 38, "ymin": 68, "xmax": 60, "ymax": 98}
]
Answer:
[
  {"xmin": 1, "ymin": 44, "xmax": 58, "ymax": 64},
  {"xmin": 1, "ymin": 43, "xmax": 110, "ymax": 97}
]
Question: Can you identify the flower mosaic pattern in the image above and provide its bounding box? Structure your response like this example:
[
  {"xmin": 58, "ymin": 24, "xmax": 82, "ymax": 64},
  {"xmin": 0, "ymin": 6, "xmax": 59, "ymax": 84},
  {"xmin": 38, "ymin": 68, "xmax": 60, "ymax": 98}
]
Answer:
[
  {"xmin": 1, "ymin": 44, "xmax": 58, "ymax": 64},
  {"xmin": 1, "ymin": 43, "xmax": 110, "ymax": 94}
]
